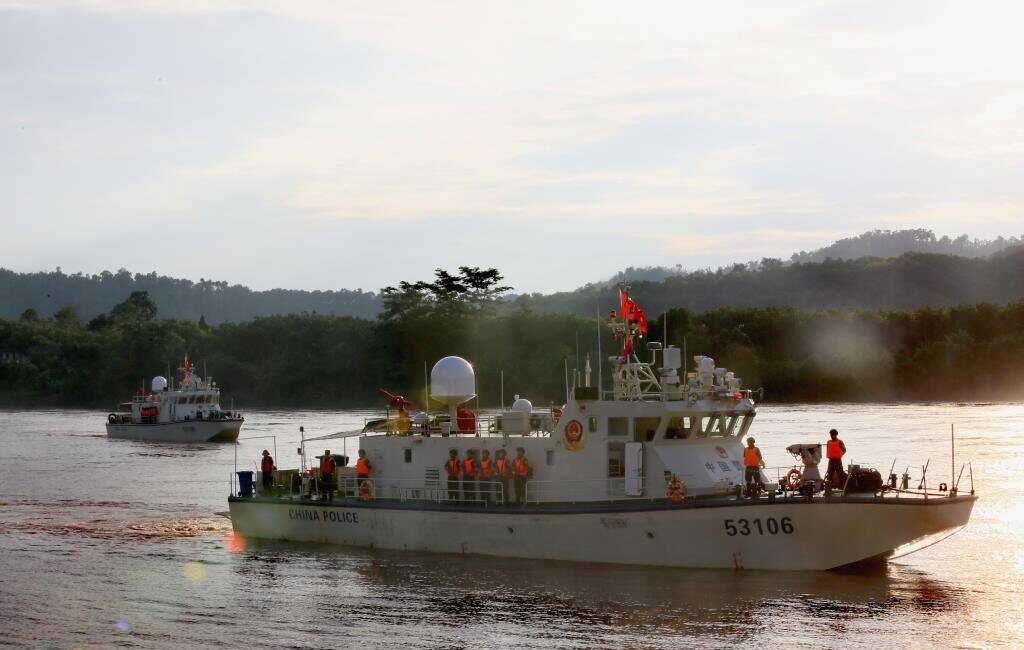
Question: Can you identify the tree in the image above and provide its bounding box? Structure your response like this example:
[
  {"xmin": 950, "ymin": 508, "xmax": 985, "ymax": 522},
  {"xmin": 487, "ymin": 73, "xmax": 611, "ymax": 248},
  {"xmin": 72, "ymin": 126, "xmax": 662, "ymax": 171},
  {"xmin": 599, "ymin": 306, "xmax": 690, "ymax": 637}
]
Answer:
[
  {"xmin": 111, "ymin": 291, "xmax": 158, "ymax": 323},
  {"xmin": 19, "ymin": 308, "xmax": 39, "ymax": 322},
  {"xmin": 380, "ymin": 267, "xmax": 511, "ymax": 322}
]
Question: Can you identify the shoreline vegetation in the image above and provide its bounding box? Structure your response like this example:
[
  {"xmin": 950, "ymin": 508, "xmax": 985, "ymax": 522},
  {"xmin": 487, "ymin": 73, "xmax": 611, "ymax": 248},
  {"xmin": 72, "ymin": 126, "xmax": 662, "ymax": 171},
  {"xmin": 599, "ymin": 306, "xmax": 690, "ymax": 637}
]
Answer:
[{"xmin": 1, "ymin": 267, "xmax": 1023, "ymax": 409}]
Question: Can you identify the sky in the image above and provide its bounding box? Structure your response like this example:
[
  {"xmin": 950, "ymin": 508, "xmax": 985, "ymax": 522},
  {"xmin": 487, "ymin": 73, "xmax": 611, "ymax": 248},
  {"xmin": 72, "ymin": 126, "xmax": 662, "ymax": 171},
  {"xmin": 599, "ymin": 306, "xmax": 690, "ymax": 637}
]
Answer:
[{"xmin": 1, "ymin": 1, "xmax": 1023, "ymax": 294}]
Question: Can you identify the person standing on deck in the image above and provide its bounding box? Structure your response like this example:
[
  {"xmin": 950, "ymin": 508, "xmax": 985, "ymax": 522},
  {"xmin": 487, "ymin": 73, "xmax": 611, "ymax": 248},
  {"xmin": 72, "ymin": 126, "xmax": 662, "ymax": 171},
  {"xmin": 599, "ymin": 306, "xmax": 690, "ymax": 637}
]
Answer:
[
  {"xmin": 495, "ymin": 449, "xmax": 512, "ymax": 505},
  {"xmin": 825, "ymin": 429, "xmax": 847, "ymax": 487},
  {"xmin": 355, "ymin": 449, "xmax": 373, "ymax": 499},
  {"xmin": 743, "ymin": 437, "xmax": 765, "ymax": 497},
  {"xmin": 512, "ymin": 447, "xmax": 532, "ymax": 505},
  {"xmin": 444, "ymin": 449, "xmax": 461, "ymax": 502},
  {"xmin": 260, "ymin": 450, "xmax": 275, "ymax": 491},
  {"xmin": 479, "ymin": 450, "xmax": 495, "ymax": 503},
  {"xmin": 463, "ymin": 450, "xmax": 480, "ymax": 503},
  {"xmin": 320, "ymin": 449, "xmax": 336, "ymax": 500}
]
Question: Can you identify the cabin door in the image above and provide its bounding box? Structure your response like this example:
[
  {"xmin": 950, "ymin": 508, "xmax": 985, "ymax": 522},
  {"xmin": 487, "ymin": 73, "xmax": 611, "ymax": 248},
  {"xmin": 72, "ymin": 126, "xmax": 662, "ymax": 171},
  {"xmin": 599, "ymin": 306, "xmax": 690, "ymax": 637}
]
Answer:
[{"xmin": 625, "ymin": 442, "xmax": 644, "ymax": 496}]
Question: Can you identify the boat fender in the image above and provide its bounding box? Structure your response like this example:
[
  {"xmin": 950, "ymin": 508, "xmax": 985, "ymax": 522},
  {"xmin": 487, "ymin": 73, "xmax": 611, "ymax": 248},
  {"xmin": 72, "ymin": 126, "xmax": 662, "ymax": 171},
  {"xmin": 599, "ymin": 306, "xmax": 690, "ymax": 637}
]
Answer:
[
  {"xmin": 939, "ymin": 482, "xmax": 948, "ymax": 492},
  {"xmin": 786, "ymin": 468, "xmax": 802, "ymax": 490}
]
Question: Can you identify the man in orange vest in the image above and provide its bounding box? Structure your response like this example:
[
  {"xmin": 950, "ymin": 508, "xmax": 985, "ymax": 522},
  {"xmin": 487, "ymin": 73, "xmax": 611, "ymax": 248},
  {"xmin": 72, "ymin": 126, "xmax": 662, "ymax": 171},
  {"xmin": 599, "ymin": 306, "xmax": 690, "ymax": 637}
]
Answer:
[
  {"xmin": 479, "ymin": 449, "xmax": 495, "ymax": 504},
  {"xmin": 495, "ymin": 449, "xmax": 512, "ymax": 505},
  {"xmin": 444, "ymin": 449, "xmax": 461, "ymax": 502},
  {"xmin": 320, "ymin": 449, "xmax": 336, "ymax": 500},
  {"xmin": 463, "ymin": 449, "xmax": 480, "ymax": 503},
  {"xmin": 355, "ymin": 449, "xmax": 372, "ymax": 499},
  {"xmin": 260, "ymin": 449, "xmax": 275, "ymax": 491},
  {"xmin": 743, "ymin": 437, "xmax": 765, "ymax": 497},
  {"xmin": 825, "ymin": 429, "xmax": 847, "ymax": 487},
  {"xmin": 512, "ymin": 447, "xmax": 532, "ymax": 505}
]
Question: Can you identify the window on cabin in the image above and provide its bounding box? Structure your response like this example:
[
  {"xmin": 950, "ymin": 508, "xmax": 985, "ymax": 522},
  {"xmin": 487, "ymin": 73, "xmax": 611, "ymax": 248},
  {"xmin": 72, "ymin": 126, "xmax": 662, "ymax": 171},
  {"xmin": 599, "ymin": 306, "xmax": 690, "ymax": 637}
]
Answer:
[
  {"xmin": 607, "ymin": 442, "xmax": 625, "ymax": 477},
  {"xmin": 195, "ymin": 395, "xmax": 206, "ymax": 404},
  {"xmin": 178, "ymin": 396, "xmax": 188, "ymax": 404},
  {"xmin": 188, "ymin": 396, "xmax": 196, "ymax": 404},
  {"xmin": 666, "ymin": 417, "xmax": 689, "ymax": 439},
  {"xmin": 709, "ymin": 415, "xmax": 727, "ymax": 437},
  {"xmin": 693, "ymin": 416, "xmax": 708, "ymax": 438},
  {"xmin": 588, "ymin": 416, "xmax": 598, "ymax": 433},
  {"xmin": 725, "ymin": 415, "xmax": 739, "ymax": 436},
  {"xmin": 608, "ymin": 417, "xmax": 628, "ymax": 437},
  {"xmin": 404, "ymin": 449, "xmax": 412, "ymax": 463},
  {"xmin": 635, "ymin": 417, "xmax": 660, "ymax": 442},
  {"xmin": 545, "ymin": 449, "xmax": 554, "ymax": 465}
]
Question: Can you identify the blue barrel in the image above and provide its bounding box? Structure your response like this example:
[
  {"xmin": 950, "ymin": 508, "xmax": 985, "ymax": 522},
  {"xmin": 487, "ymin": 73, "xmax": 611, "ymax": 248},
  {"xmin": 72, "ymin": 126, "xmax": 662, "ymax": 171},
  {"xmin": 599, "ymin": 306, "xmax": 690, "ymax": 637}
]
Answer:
[{"xmin": 237, "ymin": 471, "xmax": 255, "ymax": 497}]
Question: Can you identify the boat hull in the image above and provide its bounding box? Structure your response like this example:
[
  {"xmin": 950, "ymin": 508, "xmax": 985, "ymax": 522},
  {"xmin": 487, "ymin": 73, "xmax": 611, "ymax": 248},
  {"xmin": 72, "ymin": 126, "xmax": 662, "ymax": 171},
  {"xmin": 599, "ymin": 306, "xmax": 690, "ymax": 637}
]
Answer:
[
  {"xmin": 227, "ymin": 494, "xmax": 975, "ymax": 570},
  {"xmin": 106, "ymin": 419, "xmax": 242, "ymax": 443}
]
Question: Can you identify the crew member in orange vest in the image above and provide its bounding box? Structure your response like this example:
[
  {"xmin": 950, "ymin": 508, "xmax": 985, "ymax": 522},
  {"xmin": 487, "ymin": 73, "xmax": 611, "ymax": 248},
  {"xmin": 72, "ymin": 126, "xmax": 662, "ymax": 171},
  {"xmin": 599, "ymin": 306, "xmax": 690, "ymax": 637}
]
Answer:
[
  {"xmin": 355, "ymin": 449, "xmax": 373, "ymax": 499},
  {"xmin": 463, "ymin": 449, "xmax": 480, "ymax": 503},
  {"xmin": 444, "ymin": 449, "xmax": 461, "ymax": 502},
  {"xmin": 743, "ymin": 437, "xmax": 765, "ymax": 497},
  {"xmin": 495, "ymin": 449, "xmax": 512, "ymax": 505},
  {"xmin": 825, "ymin": 429, "xmax": 847, "ymax": 487},
  {"xmin": 479, "ymin": 449, "xmax": 495, "ymax": 504},
  {"xmin": 512, "ymin": 447, "xmax": 532, "ymax": 505},
  {"xmin": 320, "ymin": 449, "xmax": 336, "ymax": 500},
  {"xmin": 260, "ymin": 449, "xmax": 275, "ymax": 491}
]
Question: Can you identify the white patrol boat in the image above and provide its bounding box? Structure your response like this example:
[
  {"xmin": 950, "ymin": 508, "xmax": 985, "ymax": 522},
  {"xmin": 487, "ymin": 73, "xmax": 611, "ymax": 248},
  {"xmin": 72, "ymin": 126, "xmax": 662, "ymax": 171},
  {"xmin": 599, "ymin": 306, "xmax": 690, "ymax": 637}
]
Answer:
[
  {"xmin": 228, "ymin": 292, "xmax": 976, "ymax": 570},
  {"xmin": 106, "ymin": 357, "xmax": 243, "ymax": 443}
]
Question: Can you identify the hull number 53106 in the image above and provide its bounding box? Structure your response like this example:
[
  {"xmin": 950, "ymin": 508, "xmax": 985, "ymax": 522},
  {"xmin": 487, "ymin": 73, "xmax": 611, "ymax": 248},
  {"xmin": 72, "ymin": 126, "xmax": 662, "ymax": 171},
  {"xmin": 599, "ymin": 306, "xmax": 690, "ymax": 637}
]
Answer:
[{"xmin": 724, "ymin": 517, "xmax": 794, "ymax": 536}]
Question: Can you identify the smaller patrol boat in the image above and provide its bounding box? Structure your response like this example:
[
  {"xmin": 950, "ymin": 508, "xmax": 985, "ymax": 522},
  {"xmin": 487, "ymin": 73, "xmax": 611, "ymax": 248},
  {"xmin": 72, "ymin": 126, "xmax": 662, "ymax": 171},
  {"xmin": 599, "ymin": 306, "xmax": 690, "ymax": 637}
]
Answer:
[{"xmin": 106, "ymin": 357, "xmax": 243, "ymax": 443}]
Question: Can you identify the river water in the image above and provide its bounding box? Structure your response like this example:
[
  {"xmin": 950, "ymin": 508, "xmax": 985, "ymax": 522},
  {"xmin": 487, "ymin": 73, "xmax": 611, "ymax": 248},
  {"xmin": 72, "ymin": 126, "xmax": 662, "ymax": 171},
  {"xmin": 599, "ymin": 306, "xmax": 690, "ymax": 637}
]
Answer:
[{"xmin": 1, "ymin": 403, "xmax": 1022, "ymax": 649}]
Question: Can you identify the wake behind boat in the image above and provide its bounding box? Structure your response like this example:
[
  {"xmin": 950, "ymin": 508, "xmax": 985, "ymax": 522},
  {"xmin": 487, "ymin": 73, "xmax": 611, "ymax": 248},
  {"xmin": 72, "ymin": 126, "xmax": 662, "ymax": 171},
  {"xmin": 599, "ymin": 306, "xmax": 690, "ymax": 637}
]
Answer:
[
  {"xmin": 228, "ymin": 290, "xmax": 975, "ymax": 570},
  {"xmin": 106, "ymin": 357, "xmax": 243, "ymax": 443}
]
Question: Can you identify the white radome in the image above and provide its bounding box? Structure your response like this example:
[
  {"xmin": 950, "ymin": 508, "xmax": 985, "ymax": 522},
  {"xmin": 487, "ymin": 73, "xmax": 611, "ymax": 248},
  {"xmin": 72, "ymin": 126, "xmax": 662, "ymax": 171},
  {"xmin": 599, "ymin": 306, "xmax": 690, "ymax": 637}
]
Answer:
[
  {"xmin": 151, "ymin": 376, "xmax": 168, "ymax": 392},
  {"xmin": 511, "ymin": 398, "xmax": 533, "ymax": 412},
  {"xmin": 430, "ymin": 356, "xmax": 476, "ymax": 405}
]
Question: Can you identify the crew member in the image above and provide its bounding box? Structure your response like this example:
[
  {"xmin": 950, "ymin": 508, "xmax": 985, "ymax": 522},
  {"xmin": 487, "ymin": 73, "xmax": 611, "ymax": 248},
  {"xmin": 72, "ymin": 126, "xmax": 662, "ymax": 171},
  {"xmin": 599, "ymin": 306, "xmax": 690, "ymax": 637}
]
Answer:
[
  {"xmin": 495, "ymin": 449, "xmax": 512, "ymax": 505},
  {"xmin": 825, "ymin": 428, "xmax": 847, "ymax": 487},
  {"xmin": 743, "ymin": 437, "xmax": 765, "ymax": 497},
  {"xmin": 355, "ymin": 449, "xmax": 373, "ymax": 499},
  {"xmin": 479, "ymin": 449, "xmax": 494, "ymax": 503},
  {"xmin": 260, "ymin": 449, "xmax": 275, "ymax": 491},
  {"xmin": 444, "ymin": 449, "xmax": 461, "ymax": 502},
  {"xmin": 320, "ymin": 449, "xmax": 336, "ymax": 500},
  {"xmin": 463, "ymin": 449, "xmax": 480, "ymax": 503},
  {"xmin": 512, "ymin": 447, "xmax": 531, "ymax": 505}
]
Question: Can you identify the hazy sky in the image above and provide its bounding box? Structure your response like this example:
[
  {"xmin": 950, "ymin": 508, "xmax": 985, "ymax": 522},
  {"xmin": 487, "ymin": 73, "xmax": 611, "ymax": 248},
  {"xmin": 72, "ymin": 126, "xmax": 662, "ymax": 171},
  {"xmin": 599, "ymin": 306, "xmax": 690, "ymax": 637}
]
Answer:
[{"xmin": 2, "ymin": 1, "xmax": 1022, "ymax": 293}]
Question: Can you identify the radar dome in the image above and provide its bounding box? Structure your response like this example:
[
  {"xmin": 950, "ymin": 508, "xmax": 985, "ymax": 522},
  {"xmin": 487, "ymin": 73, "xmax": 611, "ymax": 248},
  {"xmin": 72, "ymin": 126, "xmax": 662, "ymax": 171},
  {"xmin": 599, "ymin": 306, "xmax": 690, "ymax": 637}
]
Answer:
[
  {"xmin": 430, "ymin": 356, "xmax": 476, "ymax": 406},
  {"xmin": 151, "ymin": 376, "xmax": 168, "ymax": 392},
  {"xmin": 511, "ymin": 398, "xmax": 533, "ymax": 413}
]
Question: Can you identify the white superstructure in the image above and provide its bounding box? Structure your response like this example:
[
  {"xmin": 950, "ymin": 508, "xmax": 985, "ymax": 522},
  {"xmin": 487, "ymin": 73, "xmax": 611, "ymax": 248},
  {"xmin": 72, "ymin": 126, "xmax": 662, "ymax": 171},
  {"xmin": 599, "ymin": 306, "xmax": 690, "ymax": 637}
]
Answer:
[
  {"xmin": 229, "ymin": 290, "xmax": 975, "ymax": 570},
  {"xmin": 106, "ymin": 357, "xmax": 243, "ymax": 443}
]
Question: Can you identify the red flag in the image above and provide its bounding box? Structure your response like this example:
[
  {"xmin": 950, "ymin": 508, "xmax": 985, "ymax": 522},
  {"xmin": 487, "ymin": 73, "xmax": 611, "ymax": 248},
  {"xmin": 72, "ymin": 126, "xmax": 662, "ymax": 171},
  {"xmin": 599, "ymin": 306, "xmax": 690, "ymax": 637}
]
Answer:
[{"xmin": 621, "ymin": 295, "xmax": 648, "ymax": 334}]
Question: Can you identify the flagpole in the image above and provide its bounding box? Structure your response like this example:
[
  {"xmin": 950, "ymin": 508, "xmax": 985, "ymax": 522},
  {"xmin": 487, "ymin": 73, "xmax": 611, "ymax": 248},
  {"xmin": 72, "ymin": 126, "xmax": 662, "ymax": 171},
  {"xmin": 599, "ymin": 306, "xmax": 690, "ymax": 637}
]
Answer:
[{"xmin": 596, "ymin": 303, "xmax": 602, "ymax": 400}]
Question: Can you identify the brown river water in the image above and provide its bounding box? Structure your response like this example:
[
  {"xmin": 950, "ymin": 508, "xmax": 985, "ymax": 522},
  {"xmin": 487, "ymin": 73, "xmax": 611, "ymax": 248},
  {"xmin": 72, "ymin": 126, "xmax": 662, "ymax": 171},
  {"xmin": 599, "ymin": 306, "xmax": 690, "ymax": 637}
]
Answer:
[{"xmin": 1, "ymin": 404, "xmax": 1022, "ymax": 649}]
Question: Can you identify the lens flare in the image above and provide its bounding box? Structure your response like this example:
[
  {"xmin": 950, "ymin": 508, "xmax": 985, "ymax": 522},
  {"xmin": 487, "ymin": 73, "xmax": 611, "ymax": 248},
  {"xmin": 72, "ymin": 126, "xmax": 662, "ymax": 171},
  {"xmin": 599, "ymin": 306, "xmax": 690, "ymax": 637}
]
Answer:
[{"xmin": 223, "ymin": 530, "xmax": 246, "ymax": 554}]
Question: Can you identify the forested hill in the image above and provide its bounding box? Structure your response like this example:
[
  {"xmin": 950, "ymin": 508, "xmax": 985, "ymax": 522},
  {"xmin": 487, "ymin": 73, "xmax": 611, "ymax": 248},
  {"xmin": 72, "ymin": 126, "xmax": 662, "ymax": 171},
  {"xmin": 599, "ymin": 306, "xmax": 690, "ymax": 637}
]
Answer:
[
  {"xmin": 0, "ymin": 269, "xmax": 381, "ymax": 324},
  {"xmin": 4, "ymin": 244, "xmax": 1024, "ymax": 324},
  {"xmin": 515, "ymin": 248, "xmax": 1024, "ymax": 317}
]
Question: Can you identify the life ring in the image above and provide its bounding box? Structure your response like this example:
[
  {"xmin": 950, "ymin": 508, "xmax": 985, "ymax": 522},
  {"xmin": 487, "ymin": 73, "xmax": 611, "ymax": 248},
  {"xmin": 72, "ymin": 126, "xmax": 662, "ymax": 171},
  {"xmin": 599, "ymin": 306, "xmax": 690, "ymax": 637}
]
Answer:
[
  {"xmin": 107, "ymin": 413, "xmax": 116, "ymax": 424},
  {"xmin": 552, "ymin": 407, "xmax": 563, "ymax": 424},
  {"xmin": 786, "ymin": 468, "xmax": 802, "ymax": 490},
  {"xmin": 358, "ymin": 479, "xmax": 374, "ymax": 500},
  {"xmin": 665, "ymin": 476, "xmax": 688, "ymax": 502}
]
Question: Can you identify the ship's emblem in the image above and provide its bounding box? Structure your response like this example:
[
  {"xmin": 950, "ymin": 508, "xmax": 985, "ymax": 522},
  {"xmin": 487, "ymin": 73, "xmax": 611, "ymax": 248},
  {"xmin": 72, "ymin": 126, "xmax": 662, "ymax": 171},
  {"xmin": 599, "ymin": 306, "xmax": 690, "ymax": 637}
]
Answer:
[
  {"xmin": 715, "ymin": 446, "xmax": 729, "ymax": 459},
  {"xmin": 563, "ymin": 419, "xmax": 585, "ymax": 451}
]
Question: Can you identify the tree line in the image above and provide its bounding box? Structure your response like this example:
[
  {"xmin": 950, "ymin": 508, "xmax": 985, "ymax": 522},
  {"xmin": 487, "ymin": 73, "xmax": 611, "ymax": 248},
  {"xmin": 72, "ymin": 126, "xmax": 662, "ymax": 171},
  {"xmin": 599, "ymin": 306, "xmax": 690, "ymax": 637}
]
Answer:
[{"xmin": 2, "ymin": 269, "xmax": 1023, "ymax": 408}]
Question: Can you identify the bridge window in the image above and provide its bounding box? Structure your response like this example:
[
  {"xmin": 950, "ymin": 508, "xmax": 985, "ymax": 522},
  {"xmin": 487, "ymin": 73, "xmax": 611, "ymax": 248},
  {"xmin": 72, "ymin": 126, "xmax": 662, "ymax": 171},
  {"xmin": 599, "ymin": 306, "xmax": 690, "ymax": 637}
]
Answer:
[
  {"xmin": 635, "ymin": 417, "xmax": 660, "ymax": 442},
  {"xmin": 588, "ymin": 416, "xmax": 598, "ymax": 433},
  {"xmin": 693, "ymin": 417, "xmax": 708, "ymax": 438},
  {"xmin": 666, "ymin": 417, "xmax": 690, "ymax": 439},
  {"xmin": 404, "ymin": 449, "xmax": 412, "ymax": 463},
  {"xmin": 608, "ymin": 417, "xmax": 628, "ymax": 437}
]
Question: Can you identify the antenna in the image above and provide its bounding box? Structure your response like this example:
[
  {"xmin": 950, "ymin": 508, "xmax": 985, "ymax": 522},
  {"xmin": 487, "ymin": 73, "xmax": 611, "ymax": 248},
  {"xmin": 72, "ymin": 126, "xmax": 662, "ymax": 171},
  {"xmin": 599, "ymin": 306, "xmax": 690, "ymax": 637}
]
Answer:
[{"xmin": 596, "ymin": 302, "xmax": 603, "ymax": 399}]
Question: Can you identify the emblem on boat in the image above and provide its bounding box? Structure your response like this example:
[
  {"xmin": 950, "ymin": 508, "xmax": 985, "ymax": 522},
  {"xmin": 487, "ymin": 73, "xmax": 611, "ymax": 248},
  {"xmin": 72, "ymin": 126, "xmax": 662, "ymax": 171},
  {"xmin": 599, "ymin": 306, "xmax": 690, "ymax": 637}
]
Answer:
[
  {"xmin": 563, "ymin": 419, "xmax": 585, "ymax": 451},
  {"xmin": 715, "ymin": 446, "xmax": 729, "ymax": 459}
]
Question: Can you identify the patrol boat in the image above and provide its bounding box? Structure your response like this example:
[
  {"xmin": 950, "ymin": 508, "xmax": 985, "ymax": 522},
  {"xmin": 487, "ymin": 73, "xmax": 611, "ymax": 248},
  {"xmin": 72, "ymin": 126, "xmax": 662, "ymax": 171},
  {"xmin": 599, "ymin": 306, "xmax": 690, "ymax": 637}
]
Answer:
[
  {"xmin": 227, "ymin": 292, "xmax": 976, "ymax": 570},
  {"xmin": 106, "ymin": 357, "xmax": 243, "ymax": 443}
]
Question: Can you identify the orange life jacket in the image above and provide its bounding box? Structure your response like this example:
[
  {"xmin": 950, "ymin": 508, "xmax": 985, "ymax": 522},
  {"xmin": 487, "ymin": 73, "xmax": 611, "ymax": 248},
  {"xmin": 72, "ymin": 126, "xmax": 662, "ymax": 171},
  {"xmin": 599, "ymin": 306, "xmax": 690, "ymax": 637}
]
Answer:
[
  {"xmin": 445, "ymin": 458, "xmax": 460, "ymax": 478},
  {"xmin": 355, "ymin": 457, "xmax": 370, "ymax": 476},
  {"xmin": 496, "ymin": 458, "xmax": 510, "ymax": 477},
  {"xmin": 463, "ymin": 458, "xmax": 477, "ymax": 478},
  {"xmin": 480, "ymin": 458, "xmax": 493, "ymax": 479},
  {"xmin": 320, "ymin": 456, "xmax": 334, "ymax": 475},
  {"xmin": 513, "ymin": 457, "xmax": 529, "ymax": 477},
  {"xmin": 261, "ymin": 456, "xmax": 274, "ymax": 473},
  {"xmin": 827, "ymin": 439, "xmax": 844, "ymax": 459},
  {"xmin": 743, "ymin": 447, "xmax": 761, "ymax": 468}
]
